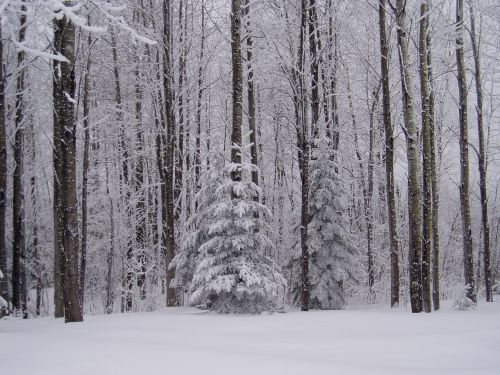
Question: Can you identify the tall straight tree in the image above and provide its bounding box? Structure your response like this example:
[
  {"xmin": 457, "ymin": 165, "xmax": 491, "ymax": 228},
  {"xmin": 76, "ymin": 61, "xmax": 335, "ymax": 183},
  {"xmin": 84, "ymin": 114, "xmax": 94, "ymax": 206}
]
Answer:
[
  {"xmin": 469, "ymin": 0, "xmax": 492, "ymax": 302},
  {"xmin": 419, "ymin": 0, "xmax": 433, "ymax": 313},
  {"xmin": 395, "ymin": 0, "xmax": 423, "ymax": 313},
  {"xmin": 231, "ymin": 0, "xmax": 243, "ymax": 183},
  {"xmin": 243, "ymin": 0, "xmax": 259, "ymax": 189},
  {"xmin": 426, "ymin": 29, "xmax": 441, "ymax": 311},
  {"xmin": 53, "ymin": 5, "xmax": 83, "ymax": 322},
  {"xmin": 0, "ymin": 22, "xmax": 7, "ymax": 313},
  {"xmin": 298, "ymin": 0, "xmax": 310, "ymax": 312},
  {"xmin": 12, "ymin": 1, "xmax": 27, "ymax": 318},
  {"xmin": 378, "ymin": 0, "xmax": 400, "ymax": 308},
  {"xmin": 162, "ymin": 0, "xmax": 177, "ymax": 307},
  {"xmin": 455, "ymin": 0, "xmax": 476, "ymax": 303}
]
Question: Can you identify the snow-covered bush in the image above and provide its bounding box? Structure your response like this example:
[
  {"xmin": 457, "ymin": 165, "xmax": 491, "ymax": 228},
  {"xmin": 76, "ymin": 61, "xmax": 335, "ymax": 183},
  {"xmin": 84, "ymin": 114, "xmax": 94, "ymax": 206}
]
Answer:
[
  {"xmin": 175, "ymin": 152, "xmax": 285, "ymax": 313},
  {"xmin": 453, "ymin": 286, "xmax": 477, "ymax": 311},
  {"xmin": 289, "ymin": 135, "xmax": 356, "ymax": 310},
  {"xmin": 0, "ymin": 269, "xmax": 8, "ymax": 315}
]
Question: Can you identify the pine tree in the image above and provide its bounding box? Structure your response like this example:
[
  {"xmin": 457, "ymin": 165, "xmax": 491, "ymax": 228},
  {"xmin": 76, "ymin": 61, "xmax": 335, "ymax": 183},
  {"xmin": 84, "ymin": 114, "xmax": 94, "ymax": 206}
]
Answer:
[
  {"xmin": 188, "ymin": 153, "xmax": 285, "ymax": 313},
  {"xmin": 289, "ymin": 135, "xmax": 356, "ymax": 310},
  {"xmin": 170, "ymin": 153, "xmax": 226, "ymax": 292}
]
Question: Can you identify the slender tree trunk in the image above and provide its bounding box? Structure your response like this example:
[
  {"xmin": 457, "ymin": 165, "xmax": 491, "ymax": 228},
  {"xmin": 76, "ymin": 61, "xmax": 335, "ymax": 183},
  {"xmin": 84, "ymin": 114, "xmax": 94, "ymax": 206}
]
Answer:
[
  {"xmin": 231, "ymin": 0, "xmax": 243, "ymax": 184},
  {"xmin": 134, "ymin": 45, "xmax": 146, "ymax": 301},
  {"xmin": 427, "ymin": 25, "xmax": 441, "ymax": 311},
  {"xmin": 163, "ymin": 0, "xmax": 177, "ymax": 306},
  {"xmin": 243, "ymin": 0, "xmax": 259, "ymax": 190},
  {"xmin": 378, "ymin": 0, "xmax": 400, "ymax": 308},
  {"xmin": 419, "ymin": 0, "xmax": 433, "ymax": 313},
  {"xmin": 80, "ymin": 31, "xmax": 92, "ymax": 309},
  {"xmin": 395, "ymin": 0, "xmax": 423, "ymax": 313},
  {"xmin": 12, "ymin": 2, "xmax": 27, "ymax": 318},
  {"xmin": 308, "ymin": 0, "xmax": 320, "ymax": 142},
  {"xmin": 298, "ymin": 0, "xmax": 310, "ymax": 312},
  {"xmin": 104, "ymin": 153, "xmax": 115, "ymax": 314},
  {"xmin": 456, "ymin": 0, "xmax": 476, "ymax": 303},
  {"xmin": 52, "ymin": 19, "xmax": 65, "ymax": 319},
  {"xmin": 469, "ymin": 1, "xmax": 492, "ymax": 302},
  {"xmin": 0, "ymin": 22, "xmax": 8, "ymax": 315},
  {"xmin": 195, "ymin": 0, "xmax": 206, "ymax": 198},
  {"xmin": 53, "ymin": 9, "xmax": 83, "ymax": 322},
  {"xmin": 175, "ymin": 0, "xmax": 186, "ymax": 224}
]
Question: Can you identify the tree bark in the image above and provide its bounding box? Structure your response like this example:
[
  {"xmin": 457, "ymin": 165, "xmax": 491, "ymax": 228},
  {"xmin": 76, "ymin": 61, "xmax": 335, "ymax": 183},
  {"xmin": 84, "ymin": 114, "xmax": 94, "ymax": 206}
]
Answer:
[
  {"xmin": 298, "ymin": 0, "xmax": 310, "ymax": 311},
  {"xmin": 456, "ymin": 0, "xmax": 476, "ymax": 303},
  {"xmin": 163, "ymin": 0, "xmax": 177, "ymax": 306},
  {"xmin": 378, "ymin": 0, "xmax": 400, "ymax": 308},
  {"xmin": 53, "ymin": 8, "xmax": 83, "ymax": 322},
  {"xmin": 427, "ymin": 24, "xmax": 441, "ymax": 311},
  {"xmin": 0, "ymin": 22, "xmax": 8, "ymax": 315},
  {"xmin": 243, "ymin": 0, "xmax": 259, "ymax": 190},
  {"xmin": 419, "ymin": 0, "xmax": 433, "ymax": 313},
  {"xmin": 469, "ymin": 0, "xmax": 492, "ymax": 302},
  {"xmin": 231, "ymin": 0, "xmax": 243, "ymax": 184},
  {"xmin": 80, "ymin": 31, "xmax": 92, "ymax": 309},
  {"xmin": 395, "ymin": 0, "xmax": 423, "ymax": 313},
  {"xmin": 12, "ymin": 2, "xmax": 28, "ymax": 318}
]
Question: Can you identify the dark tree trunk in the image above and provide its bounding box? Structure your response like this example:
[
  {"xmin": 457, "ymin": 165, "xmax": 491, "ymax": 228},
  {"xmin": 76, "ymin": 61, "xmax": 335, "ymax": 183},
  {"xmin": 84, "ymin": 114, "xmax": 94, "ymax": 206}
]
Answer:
[
  {"xmin": 0, "ymin": 22, "xmax": 8, "ymax": 315},
  {"xmin": 195, "ymin": 0, "xmax": 206, "ymax": 198},
  {"xmin": 243, "ymin": 0, "xmax": 259, "ymax": 190},
  {"xmin": 12, "ymin": 3, "xmax": 27, "ymax": 318},
  {"xmin": 395, "ymin": 0, "xmax": 423, "ymax": 313},
  {"xmin": 469, "ymin": 1, "xmax": 492, "ymax": 302},
  {"xmin": 53, "ymin": 11, "xmax": 83, "ymax": 322},
  {"xmin": 425, "ymin": 24, "xmax": 441, "ymax": 312},
  {"xmin": 80, "ymin": 31, "xmax": 92, "ymax": 309},
  {"xmin": 163, "ymin": 0, "xmax": 177, "ymax": 307},
  {"xmin": 456, "ymin": 0, "xmax": 476, "ymax": 303},
  {"xmin": 419, "ymin": 0, "xmax": 433, "ymax": 313},
  {"xmin": 231, "ymin": 0, "xmax": 243, "ymax": 184},
  {"xmin": 378, "ymin": 0, "xmax": 400, "ymax": 308},
  {"xmin": 298, "ymin": 0, "xmax": 310, "ymax": 312}
]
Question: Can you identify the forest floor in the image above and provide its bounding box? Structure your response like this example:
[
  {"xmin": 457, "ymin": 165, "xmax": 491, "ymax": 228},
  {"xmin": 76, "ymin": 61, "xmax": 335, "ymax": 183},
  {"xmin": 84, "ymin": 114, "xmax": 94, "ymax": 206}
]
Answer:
[{"xmin": 1, "ymin": 300, "xmax": 499, "ymax": 374}]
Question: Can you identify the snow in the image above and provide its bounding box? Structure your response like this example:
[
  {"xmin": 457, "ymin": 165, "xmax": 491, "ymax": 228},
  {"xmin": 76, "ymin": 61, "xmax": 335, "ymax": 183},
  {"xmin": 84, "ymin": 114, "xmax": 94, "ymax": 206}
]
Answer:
[{"xmin": 1, "ymin": 301, "xmax": 500, "ymax": 375}]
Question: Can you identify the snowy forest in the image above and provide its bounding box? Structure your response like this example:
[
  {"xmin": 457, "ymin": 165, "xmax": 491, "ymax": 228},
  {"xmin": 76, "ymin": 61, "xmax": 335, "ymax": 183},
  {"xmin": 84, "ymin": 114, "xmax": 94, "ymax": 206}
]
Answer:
[{"xmin": 0, "ymin": 0, "xmax": 499, "ymax": 323}]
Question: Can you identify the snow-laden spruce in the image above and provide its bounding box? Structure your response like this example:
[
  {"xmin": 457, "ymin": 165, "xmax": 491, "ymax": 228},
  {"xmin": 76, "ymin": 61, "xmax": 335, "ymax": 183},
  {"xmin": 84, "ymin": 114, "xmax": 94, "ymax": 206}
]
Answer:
[
  {"xmin": 289, "ymin": 134, "xmax": 356, "ymax": 310},
  {"xmin": 171, "ymin": 153, "xmax": 286, "ymax": 313}
]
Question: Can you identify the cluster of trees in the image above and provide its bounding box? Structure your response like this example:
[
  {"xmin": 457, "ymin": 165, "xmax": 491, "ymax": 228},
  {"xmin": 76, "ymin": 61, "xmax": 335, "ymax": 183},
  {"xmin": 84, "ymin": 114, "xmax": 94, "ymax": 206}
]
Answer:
[{"xmin": 0, "ymin": 0, "xmax": 498, "ymax": 320}]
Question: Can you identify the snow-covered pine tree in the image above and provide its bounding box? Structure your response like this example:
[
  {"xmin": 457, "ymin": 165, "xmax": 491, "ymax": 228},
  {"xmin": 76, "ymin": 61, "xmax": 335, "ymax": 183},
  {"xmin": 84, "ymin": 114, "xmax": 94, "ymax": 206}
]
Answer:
[
  {"xmin": 170, "ymin": 153, "xmax": 226, "ymax": 294},
  {"xmin": 187, "ymin": 152, "xmax": 285, "ymax": 313},
  {"xmin": 289, "ymin": 134, "xmax": 356, "ymax": 310}
]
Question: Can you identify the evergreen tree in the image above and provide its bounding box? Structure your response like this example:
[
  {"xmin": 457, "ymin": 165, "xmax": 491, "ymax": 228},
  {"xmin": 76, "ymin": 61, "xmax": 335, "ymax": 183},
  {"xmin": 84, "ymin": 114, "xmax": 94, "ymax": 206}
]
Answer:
[
  {"xmin": 290, "ymin": 135, "xmax": 356, "ymax": 310},
  {"xmin": 187, "ymin": 152, "xmax": 285, "ymax": 313},
  {"xmin": 170, "ymin": 153, "xmax": 226, "ymax": 293}
]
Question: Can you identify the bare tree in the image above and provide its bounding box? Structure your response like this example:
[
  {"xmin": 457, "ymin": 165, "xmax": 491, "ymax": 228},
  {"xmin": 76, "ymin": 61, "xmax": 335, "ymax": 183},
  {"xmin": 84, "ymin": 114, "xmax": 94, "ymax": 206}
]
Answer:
[
  {"xmin": 395, "ymin": 0, "xmax": 423, "ymax": 313},
  {"xmin": 53, "ymin": 8, "xmax": 83, "ymax": 323},
  {"xmin": 456, "ymin": 0, "xmax": 476, "ymax": 303},
  {"xmin": 469, "ymin": 0, "xmax": 492, "ymax": 302},
  {"xmin": 378, "ymin": 0, "xmax": 400, "ymax": 308}
]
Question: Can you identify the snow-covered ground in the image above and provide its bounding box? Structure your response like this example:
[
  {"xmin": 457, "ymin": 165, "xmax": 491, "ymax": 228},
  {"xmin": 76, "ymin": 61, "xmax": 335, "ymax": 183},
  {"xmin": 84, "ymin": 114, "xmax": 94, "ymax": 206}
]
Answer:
[{"xmin": 1, "ymin": 301, "xmax": 499, "ymax": 375}]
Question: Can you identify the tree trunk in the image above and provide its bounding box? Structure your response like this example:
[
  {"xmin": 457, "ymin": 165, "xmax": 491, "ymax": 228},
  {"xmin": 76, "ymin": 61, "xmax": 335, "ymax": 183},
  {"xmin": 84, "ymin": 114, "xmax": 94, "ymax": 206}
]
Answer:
[
  {"xmin": 243, "ymin": 0, "xmax": 259, "ymax": 190},
  {"xmin": 456, "ymin": 0, "xmax": 476, "ymax": 303},
  {"xmin": 298, "ymin": 0, "xmax": 310, "ymax": 312},
  {"xmin": 80, "ymin": 31, "xmax": 92, "ymax": 309},
  {"xmin": 163, "ymin": 0, "xmax": 177, "ymax": 306},
  {"xmin": 419, "ymin": 0, "xmax": 433, "ymax": 313},
  {"xmin": 0, "ymin": 22, "xmax": 8, "ymax": 315},
  {"xmin": 53, "ymin": 10, "xmax": 83, "ymax": 322},
  {"xmin": 195, "ymin": 0, "xmax": 206, "ymax": 198},
  {"xmin": 231, "ymin": 0, "xmax": 243, "ymax": 184},
  {"xmin": 427, "ymin": 24, "xmax": 441, "ymax": 311},
  {"xmin": 378, "ymin": 0, "xmax": 400, "ymax": 308},
  {"xmin": 12, "ymin": 2, "xmax": 27, "ymax": 318},
  {"xmin": 395, "ymin": 0, "xmax": 423, "ymax": 313},
  {"xmin": 469, "ymin": 1, "xmax": 492, "ymax": 302},
  {"xmin": 308, "ymin": 0, "xmax": 320, "ymax": 142}
]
